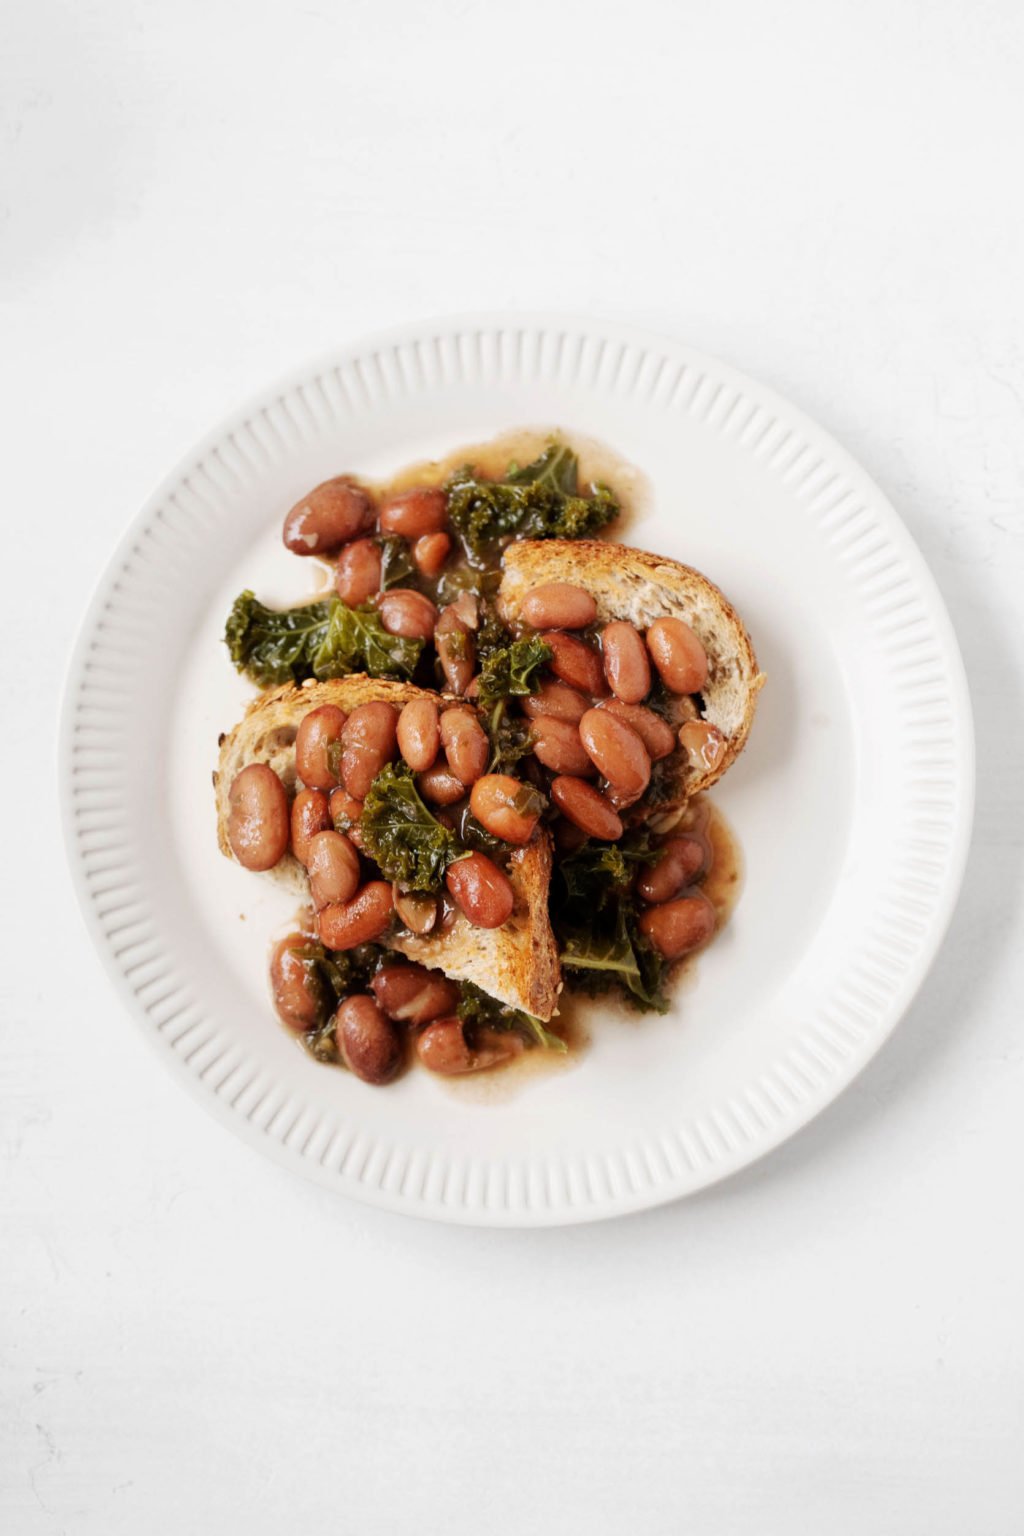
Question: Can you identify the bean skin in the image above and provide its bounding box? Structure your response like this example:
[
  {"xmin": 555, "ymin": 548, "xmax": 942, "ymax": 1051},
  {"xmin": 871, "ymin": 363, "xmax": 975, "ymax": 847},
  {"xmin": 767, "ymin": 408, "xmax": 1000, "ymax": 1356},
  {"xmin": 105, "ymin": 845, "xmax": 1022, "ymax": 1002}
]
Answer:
[
  {"xmin": 646, "ymin": 617, "xmax": 709, "ymax": 694},
  {"xmin": 340, "ymin": 702, "xmax": 399, "ymax": 800},
  {"xmin": 435, "ymin": 605, "xmax": 476, "ymax": 695},
  {"xmin": 318, "ymin": 880, "xmax": 395, "ymax": 949},
  {"xmin": 678, "ymin": 719, "xmax": 726, "ymax": 773},
  {"xmin": 638, "ymin": 895, "xmax": 716, "ymax": 959},
  {"xmin": 295, "ymin": 704, "xmax": 348, "ymax": 790},
  {"xmin": 378, "ymin": 487, "xmax": 448, "ymax": 538},
  {"xmin": 377, "ymin": 588, "xmax": 439, "ymax": 640},
  {"xmin": 440, "ymin": 707, "xmax": 489, "ymax": 786},
  {"xmin": 417, "ymin": 765, "xmax": 466, "ymax": 806},
  {"xmin": 371, "ymin": 963, "xmax": 460, "ymax": 1026},
  {"xmin": 416, "ymin": 1017, "xmax": 519, "ymax": 1076},
  {"xmin": 335, "ymin": 995, "xmax": 402, "ymax": 1085},
  {"xmin": 579, "ymin": 708, "xmax": 651, "ymax": 798},
  {"xmin": 469, "ymin": 774, "xmax": 543, "ymax": 844},
  {"xmin": 445, "ymin": 852, "xmax": 515, "ymax": 928},
  {"xmin": 291, "ymin": 788, "xmax": 331, "ymax": 866},
  {"xmin": 597, "ymin": 699, "xmax": 676, "ymax": 760},
  {"xmin": 541, "ymin": 631, "xmax": 607, "ymax": 696},
  {"xmin": 521, "ymin": 680, "xmax": 589, "ymax": 724},
  {"xmin": 269, "ymin": 935, "xmax": 324, "ymax": 1031},
  {"xmin": 601, "ymin": 621, "xmax": 651, "ymax": 704},
  {"xmin": 413, "ymin": 532, "xmax": 452, "ymax": 577},
  {"xmin": 283, "ymin": 476, "xmax": 375, "ymax": 556},
  {"xmin": 335, "ymin": 538, "xmax": 382, "ymax": 605},
  {"xmin": 550, "ymin": 776, "xmax": 623, "ymax": 841},
  {"xmin": 306, "ymin": 829, "xmax": 361, "ymax": 911},
  {"xmin": 636, "ymin": 837, "xmax": 707, "ymax": 903},
  {"xmin": 227, "ymin": 764, "xmax": 290, "ymax": 870},
  {"xmin": 521, "ymin": 583, "xmax": 597, "ymax": 630},
  {"xmin": 530, "ymin": 716, "xmax": 595, "ymax": 776},
  {"xmin": 397, "ymin": 698, "xmax": 440, "ymax": 773}
]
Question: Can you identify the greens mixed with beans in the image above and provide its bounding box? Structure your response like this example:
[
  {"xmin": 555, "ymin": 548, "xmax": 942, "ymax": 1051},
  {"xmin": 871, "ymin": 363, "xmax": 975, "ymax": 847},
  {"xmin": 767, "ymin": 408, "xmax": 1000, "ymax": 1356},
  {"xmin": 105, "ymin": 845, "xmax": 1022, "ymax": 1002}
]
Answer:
[{"xmin": 222, "ymin": 442, "xmax": 727, "ymax": 1085}]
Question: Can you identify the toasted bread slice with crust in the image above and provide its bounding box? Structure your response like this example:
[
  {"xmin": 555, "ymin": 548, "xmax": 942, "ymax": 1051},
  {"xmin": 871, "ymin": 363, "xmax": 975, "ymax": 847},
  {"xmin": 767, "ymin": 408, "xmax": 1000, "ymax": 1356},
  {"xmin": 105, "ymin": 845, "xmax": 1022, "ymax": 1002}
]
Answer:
[
  {"xmin": 214, "ymin": 676, "xmax": 561, "ymax": 1021},
  {"xmin": 499, "ymin": 541, "xmax": 763, "ymax": 800}
]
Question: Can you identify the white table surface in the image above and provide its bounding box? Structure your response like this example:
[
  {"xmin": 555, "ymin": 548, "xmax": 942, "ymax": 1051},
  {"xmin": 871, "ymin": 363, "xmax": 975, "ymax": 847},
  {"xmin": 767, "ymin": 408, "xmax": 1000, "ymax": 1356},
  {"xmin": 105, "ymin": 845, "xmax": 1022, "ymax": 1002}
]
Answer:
[{"xmin": 4, "ymin": 1, "xmax": 1023, "ymax": 1530}]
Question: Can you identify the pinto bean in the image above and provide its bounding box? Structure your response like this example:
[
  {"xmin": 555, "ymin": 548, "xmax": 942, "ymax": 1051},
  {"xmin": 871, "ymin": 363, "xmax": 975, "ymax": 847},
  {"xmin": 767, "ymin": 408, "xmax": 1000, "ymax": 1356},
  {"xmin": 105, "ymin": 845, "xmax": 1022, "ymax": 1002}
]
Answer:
[
  {"xmin": 549, "ymin": 776, "xmax": 623, "ymax": 841},
  {"xmin": 295, "ymin": 704, "xmax": 348, "ymax": 790},
  {"xmin": 445, "ymin": 852, "xmax": 515, "ymax": 928},
  {"xmin": 317, "ymin": 880, "xmax": 395, "ymax": 949},
  {"xmin": 541, "ymin": 631, "xmax": 607, "ymax": 696},
  {"xmin": 521, "ymin": 583, "xmax": 597, "ymax": 630},
  {"xmin": 578, "ymin": 708, "xmax": 651, "ymax": 799},
  {"xmin": 413, "ymin": 532, "xmax": 452, "ymax": 577},
  {"xmin": 635, "ymin": 837, "xmax": 707, "ymax": 903},
  {"xmin": 283, "ymin": 476, "xmax": 375, "ymax": 555},
  {"xmin": 439, "ymin": 707, "xmax": 489, "ymax": 786},
  {"xmin": 417, "ymin": 765, "xmax": 467, "ymax": 806},
  {"xmin": 646, "ymin": 617, "xmax": 708, "ymax": 694},
  {"xmin": 371, "ymin": 963, "xmax": 459, "ymax": 1026},
  {"xmin": 469, "ymin": 774, "xmax": 544, "ymax": 844},
  {"xmin": 678, "ymin": 719, "xmax": 726, "ymax": 773},
  {"xmin": 377, "ymin": 588, "xmax": 439, "ymax": 640},
  {"xmin": 335, "ymin": 995, "xmax": 402, "ymax": 1084},
  {"xmin": 227, "ymin": 764, "xmax": 290, "ymax": 870},
  {"xmin": 340, "ymin": 702, "xmax": 399, "ymax": 800},
  {"xmin": 435, "ymin": 604, "xmax": 476, "ymax": 695},
  {"xmin": 601, "ymin": 621, "xmax": 651, "ymax": 704},
  {"xmin": 291, "ymin": 788, "xmax": 331, "ymax": 866},
  {"xmin": 329, "ymin": 788, "xmax": 364, "ymax": 830},
  {"xmin": 393, "ymin": 888, "xmax": 439, "ymax": 934},
  {"xmin": 306, "ymin": 830, "xmax": 361, "ymax": 911},
  {"xmin": 530, "ymin": 716, "xmax": 595, "ymax": 776},
  {"xmin": 416, "ymin": 1017, "xmax": 519, "ymax": 1076},
  {"xmin": 269, "ymin": 935, "xmax": 324, "ymax": 1032},
  {"xmin": 638, "ymin": 895, "xmax": 716, "ymax": 959},
  {"xmin": 521, "ymin": 680, "xmax": 589, "ymax": 724},
  {"xmin": 335, "ymin": 538, "xmax": 382, "ymax": 604},
  {"xmin": 397, "ymin": 698, "xmax": 440, "ymax": 773},
  {"xmin": 379, "ymin": 487, "xmax": 448, "ymax": 537},
  {"xmin": 597, "ymin": 699, "xmax": 676, "ymax": 760}
]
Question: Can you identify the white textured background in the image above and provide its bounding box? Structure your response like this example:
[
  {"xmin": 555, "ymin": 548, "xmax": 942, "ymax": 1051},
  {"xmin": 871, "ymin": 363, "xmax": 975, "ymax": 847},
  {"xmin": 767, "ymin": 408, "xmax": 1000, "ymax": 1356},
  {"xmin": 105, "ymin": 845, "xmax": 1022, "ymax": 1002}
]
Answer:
[{"xmin": 3, "ymin": 1, "xmax": 1023, "ymax": 1531}]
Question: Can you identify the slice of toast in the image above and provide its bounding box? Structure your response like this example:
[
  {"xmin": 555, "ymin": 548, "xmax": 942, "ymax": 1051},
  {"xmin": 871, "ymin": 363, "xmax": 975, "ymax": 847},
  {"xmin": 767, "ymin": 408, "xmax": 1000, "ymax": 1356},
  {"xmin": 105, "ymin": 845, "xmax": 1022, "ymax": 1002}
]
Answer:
[
  {"xmin": 499, "ymin": 541, "xmax": 763, "ymax": 800},
  {"xmin": 214, "ymin": 676, "xmax": 562, "ymax": 1020}
]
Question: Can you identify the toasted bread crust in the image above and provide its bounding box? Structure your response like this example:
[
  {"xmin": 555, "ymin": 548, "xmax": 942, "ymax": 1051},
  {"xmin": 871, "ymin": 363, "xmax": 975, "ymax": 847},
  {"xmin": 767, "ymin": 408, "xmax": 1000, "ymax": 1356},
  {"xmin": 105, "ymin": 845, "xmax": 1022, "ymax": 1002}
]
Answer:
[
  {"xmin": 499, "ymin": 541, "xmax": 764, "ymax": 797},
  {"xmin": 214, "ymin": 676, "xmax": 561, "ymax": 1020}
]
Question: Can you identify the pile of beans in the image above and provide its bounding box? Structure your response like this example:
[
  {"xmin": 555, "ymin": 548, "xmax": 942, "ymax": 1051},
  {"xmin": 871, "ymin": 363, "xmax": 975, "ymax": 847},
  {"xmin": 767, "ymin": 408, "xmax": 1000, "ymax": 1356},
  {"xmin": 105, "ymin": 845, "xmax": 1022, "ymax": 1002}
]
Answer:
[
  {"xmin": 224, "ymin": 473, "xmax": 731, "ymax": 1082},
  {"xmin": 269, "ymin": 947, "xmax": 520, "ymax": 1084}
]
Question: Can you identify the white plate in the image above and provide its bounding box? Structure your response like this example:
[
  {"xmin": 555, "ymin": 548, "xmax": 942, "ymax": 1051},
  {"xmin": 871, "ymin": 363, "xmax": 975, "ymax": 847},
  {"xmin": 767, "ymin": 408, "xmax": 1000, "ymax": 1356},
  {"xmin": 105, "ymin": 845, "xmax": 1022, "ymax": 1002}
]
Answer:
[{"xmin": 60, "ymin": 314, "xmax": 974, "ymax": 1226}]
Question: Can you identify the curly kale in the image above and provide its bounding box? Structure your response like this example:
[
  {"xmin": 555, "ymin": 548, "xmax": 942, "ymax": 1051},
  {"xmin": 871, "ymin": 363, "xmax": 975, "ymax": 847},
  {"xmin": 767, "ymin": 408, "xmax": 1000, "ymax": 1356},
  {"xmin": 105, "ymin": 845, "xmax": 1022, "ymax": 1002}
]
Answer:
[
  {"xmin": 457, "ymin": 982, "xmax": 566, "ymax": 1053},
  {"xmin": 475, "ymin": 635, "xmax": 552, "ymax": 709},
  {"xmin": 552, "ymin": 832, "xmax": 668, "ymax": 1012},
  {"xmin": 378, "ymin": 535, "xmax": 416, "ymax": 590},
  {"xmin": 224, "ymin": 590, "xmax": 423, "ymax": 685},
  {"xmin": 446, "ymin": 442, "xmax": 619, "ymax": 557},
  {"xmin": 359, "ymin": 763, "xmax": 468, "ymax": 892}
]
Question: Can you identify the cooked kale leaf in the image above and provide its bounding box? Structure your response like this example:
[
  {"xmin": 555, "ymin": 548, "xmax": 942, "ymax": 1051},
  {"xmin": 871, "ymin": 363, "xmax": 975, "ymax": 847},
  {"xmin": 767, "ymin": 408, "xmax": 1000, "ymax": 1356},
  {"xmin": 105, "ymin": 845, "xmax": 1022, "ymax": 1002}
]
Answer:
[
  {"xmin": 457, "ymin": 981, "xmax": 567, "ymax": 1053},
  {"xmin": 446, "ymin": 442, "xmax": 619, "ymax": 557},
  {"xmin": 552, "ymin": 832, "xmax": 668, "ymax": 1012},
  {"xmin": 378, "ymin": 535, "xmax": 415, "ymax": 590},
  {"xmin": 483, "ymin": 701, "xmax": 536, "ymax": 775},
  {"xmin": 224, "ymin": 590, "xmax": 423, "ymax": 685},
  {"xmin": 360, "ymin": 762, "xmax": 467, "ymax": 892},
  {"xmin": 475, "ymin": 636, "xmax": 552, "ymax": 709}
]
